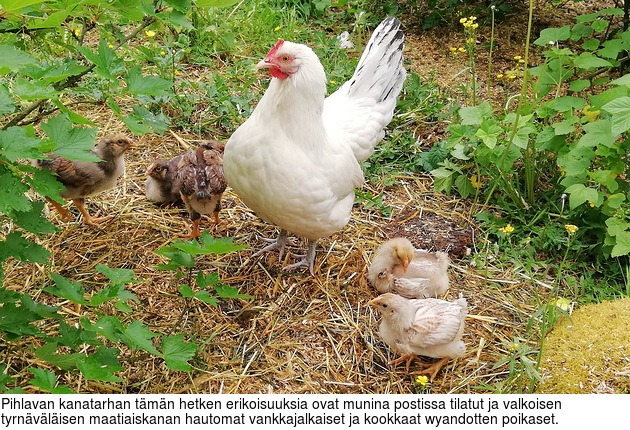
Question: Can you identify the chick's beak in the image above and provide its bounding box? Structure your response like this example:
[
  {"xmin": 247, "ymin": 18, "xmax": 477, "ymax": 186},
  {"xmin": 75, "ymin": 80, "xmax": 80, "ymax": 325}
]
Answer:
[
  {"xmin": 401, "ymin": 257, "xmax": 410, "ymax": 272},
  {"xmin": 367, "ymin": 297, "xmax": 380, "ymax": 307}
]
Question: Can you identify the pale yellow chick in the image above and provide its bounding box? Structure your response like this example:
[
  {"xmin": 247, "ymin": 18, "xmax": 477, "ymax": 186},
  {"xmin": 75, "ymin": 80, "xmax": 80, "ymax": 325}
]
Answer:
[
  {"xmin": 367, "ymin": 237, "xmax": 450, "ymax": 298},
  {"xmin": 368, "ymin": 293, "xmax": 467, "ymax": 380}
]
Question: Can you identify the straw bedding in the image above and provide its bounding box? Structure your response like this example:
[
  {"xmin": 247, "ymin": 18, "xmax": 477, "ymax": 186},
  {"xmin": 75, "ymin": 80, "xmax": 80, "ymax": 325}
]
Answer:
[{"xmin": 2, "ymin": 124, "xmax": 545, "ymax": 394}]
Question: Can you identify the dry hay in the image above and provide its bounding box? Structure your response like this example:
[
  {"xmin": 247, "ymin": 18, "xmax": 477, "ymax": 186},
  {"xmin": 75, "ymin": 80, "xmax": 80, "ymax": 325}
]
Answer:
[{"xmin": 1, "ymin": 124, "xmax": 551, "ymax": 394}]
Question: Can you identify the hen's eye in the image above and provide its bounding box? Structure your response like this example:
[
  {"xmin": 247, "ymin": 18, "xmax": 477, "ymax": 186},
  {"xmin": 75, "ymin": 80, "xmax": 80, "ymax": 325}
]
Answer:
[{"xmin": 281, "ymin": 55, "xmax": 290, "ymax": 62}]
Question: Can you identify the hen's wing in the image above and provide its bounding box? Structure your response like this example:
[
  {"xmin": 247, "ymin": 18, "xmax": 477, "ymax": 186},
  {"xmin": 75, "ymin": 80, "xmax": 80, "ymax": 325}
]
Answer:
[
  {"xmin": 407, "ymin": 298, "xmax": 467, "ymax": 347},
  {"xmin": 322, "ymin": 17, "xmax": 406, "ymax": 162}
]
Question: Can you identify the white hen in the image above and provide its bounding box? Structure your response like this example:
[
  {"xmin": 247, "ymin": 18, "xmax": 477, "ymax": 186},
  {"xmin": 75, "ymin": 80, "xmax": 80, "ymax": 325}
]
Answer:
[
  {"xmin": 368, "ymin": 293, "xmax": 468, "ymax": 380},
  {"xmin": 224, "ymin": 17, "xmax": 406, "ymax": 274},
  {"xmin": 368, "ymin": 237, "xmax": 450, "ymax": 298}
]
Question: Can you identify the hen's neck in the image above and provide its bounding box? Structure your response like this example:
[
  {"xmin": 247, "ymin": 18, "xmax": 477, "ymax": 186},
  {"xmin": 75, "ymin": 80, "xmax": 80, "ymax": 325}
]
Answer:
[{"xmin": 253, "ymin": 59, "xmax": 328, "ymax": 147}]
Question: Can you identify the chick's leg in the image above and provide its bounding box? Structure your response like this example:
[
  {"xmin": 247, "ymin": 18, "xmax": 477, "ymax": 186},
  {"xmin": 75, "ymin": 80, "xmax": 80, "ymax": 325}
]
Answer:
[
  {"xmin": 412, "ymin": 357, "xmax": 450, "ymax": 381},
  {"xmin": 73, "ymin": 198, "xmax": 113, "ymax": 227},
  {"xmin": 178, "ymin": 212, "xmax": 202, "ymax": 239},
  {"xmin": 46, "ymin": 197, "xmax": 73, "ymax": 221}
]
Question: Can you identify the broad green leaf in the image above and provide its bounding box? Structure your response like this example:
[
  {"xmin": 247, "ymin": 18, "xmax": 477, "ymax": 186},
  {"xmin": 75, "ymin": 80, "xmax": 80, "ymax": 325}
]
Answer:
[
  {"xmin": 431, "ymin": 167, "xmax": 456, "ymax": 194},
  {"xmin": 610, "ymin": 74, "xmax": 630, "ymax": 87},
  {"xmin": 602, "ymin": 96, "xmax": 630, "ymax": 134},
  {"xmin": 459, "ymin": 102, "xmax": 492, "ymax": 126},
  {"xmin": 564, "ymin": 183, "xmax": 600, "ymax": 209},
  {"xmin": 13, "ymin": 77, "xmax": 60, "ymax": 100},
  {"xmin": 77, "ymin": 39, "xmax": 125, "ymax": 81},
  {"xmin": 11, "ymin": 201, "xmax": 59, "ymax": 235},
  {"xmin": 96, "ymin": 264, "xmax": 141, "ymax": 286},
  {"xmin": 56, "ymin": 320, "xmax": 100, "ymax": 350},
  {"xmin": 215, "ymin": 284, "xmax": 253, "ymax": 299},
  {"xmin": 568, "ymin": 79, "xmax": 590, "ymax": 92},
  {"xmin": 573, "ymin": 52, "xmax": 613, "ymax": 70},
  {"xmin": 82, "ymin": 316, "xmax": 125, "ymax": 343},
  {"xmin": 24, "ymin": 168, "xmax": 67, "ymax": 204},
  {"xmin": 544, "ymin": 96, "xmax": 586, "ymax": 113},
  {"xmin": 41, "ymin": 61, "xmax": 90, "ymax": 83},
  {"xmin": 580, "ymin": 119, "xmax": 615, "ymax": 149},
  {"xmin": 28, "ymin": 10, "xmax": 70, "ymax": 29},
  {"xmin": 76, "ymin": 353, "xmax": 124, "ymax": 382},
  {"xmin": 126, "ymin": 66, "xmax": 174, "ymax": 96},
  {"xmin": 123, "ymin": 105, "xmax": 170, "ymax": 134},
  {"xmin": 0, "ymin": 0, "xmax": 43, "ymax": 12},
  {"xmin": 122, "ymin": 321, "xmax": 161, "ymax": 355},
  {"xmin": 44, "ymin": 273, "xmax": 91, "ymax": 306},
  {"xmin": 611, "ymin": 231, "xmax": 630, "ymax": 257},
  {"xmin": 605, "ymin": 217, "xmax": 629, "ymax": 237},
  {"xmin": 28, "ymin": 368, "xmax": 58, "ymax": 392},
  {"xmin": 164, "ymin": 0, "xmax": 191, "ymax": 13},
  {"xmin": 0, "ymin": 84, "xmax": 16, "ymax": 114},
  {"xmin": 570, "ymin": 23, "xmax": 592, "ymax": 41},
  {"xmin": 582, "ymin": 38, "xmax": 600, "ymax": 51},
  {"xmin": 40, "ymin": 114, "xmax": 100, "ymax": 162},
  {"xmin": 162, "ymin": 334, "xmax": 197, "ymax": 371},
  {"xmin": 0, "ymin": 126, "xmax": 46, "ymax": 162},
  {"xmin": 0, "ymin": 45, "xmax": 37, "ymax": 74},
  {"xmin": 0, "ymin": 302, "xmax": 43, "ymax": 338},
  {"xmin": 474, "ymin": 121, "xmax": 502, "ymax": 149},
  {"xmin": 590, "ymin": 19, "xmax": 609, "ymax": 32},
  {"xmin": 575, "ymin": 12, "xmax": 601, "ymax": 23},
  {"xmin": 33, "ymin": 342, "xmax": 84, "ymax": 371},
  {"xmin": 21, "ymin": 294, "xmax": 60, "ymax": 319},
  {"xmin": 0, "ymin": 365, "xmax": 14, "ymax": 391},
  {"xmin": 606, "ymin": 193, "xmax": 626, "ymax": 209},
  {"xmin": 0, "ymin": 232, "xmax": 50, "ymax": 264},
  {"xmin": 534, "ymin": 25, "xmax": 571, "ymax": 45}
]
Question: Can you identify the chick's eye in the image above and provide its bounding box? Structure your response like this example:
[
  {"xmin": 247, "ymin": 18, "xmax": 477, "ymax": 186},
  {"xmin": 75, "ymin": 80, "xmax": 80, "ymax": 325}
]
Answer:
[{"xmin": 382, "ymin": 304, "xmax": 388, "ymax": 308}]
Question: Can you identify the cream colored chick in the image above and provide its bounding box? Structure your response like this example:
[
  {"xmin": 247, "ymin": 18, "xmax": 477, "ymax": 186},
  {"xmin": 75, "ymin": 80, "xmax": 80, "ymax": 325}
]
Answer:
[
  {"xmin": 368, "ymin": 293, "xmax": 467, "ymax": 380},
  {"xmin": 145, "ymin": 155, "xmax": 184, "ymax": 204},
  {"xmin": 367, "ymin": 237, "xmax": 450, "ymax": 298}
]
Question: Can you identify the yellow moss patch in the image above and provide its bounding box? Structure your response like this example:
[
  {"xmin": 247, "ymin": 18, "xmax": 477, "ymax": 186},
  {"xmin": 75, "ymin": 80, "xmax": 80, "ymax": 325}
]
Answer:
[{"xmin": 536, "ymin": 297, "xmax": 630, "ymax": 394}]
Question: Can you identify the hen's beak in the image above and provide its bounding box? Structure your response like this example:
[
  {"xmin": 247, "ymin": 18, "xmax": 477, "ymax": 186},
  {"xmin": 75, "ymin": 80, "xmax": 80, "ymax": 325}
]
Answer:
[{"xmin": 256, "ymin": 58, "xmax": 273, "ymax": 70}]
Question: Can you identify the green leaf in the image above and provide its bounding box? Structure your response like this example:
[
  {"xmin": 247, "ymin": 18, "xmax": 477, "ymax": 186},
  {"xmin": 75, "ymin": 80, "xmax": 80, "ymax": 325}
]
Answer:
[
  {"xmin": 0, "ymin": 45, "xmax": 37, "ymax": 74},
  {"xmin": 11, "ymin": 201, "xmax": 59, "ymax": 235},
  {"xmin": 0, "ymin": 232, "xmax": 51, "ymax": 265},
  {"xmin": 568, "ymin": 79, "xmax": 590, "ymax": 92},
  {"xmin": 77, "ymin": 39, "xmax": 125, "ymax": 82},
  {"xmin": 573, "ymin": 52, "xmax": 613, "ymax": 70},
  {"xmin": 82, "ymin": 316, "xmax": 125, "ymax": 343},
  {"xmin": 24, "ymin": 168, "xmax": 67, "ymax": 204},
  {"xmin": 0, "ymin": 302, "xmax": 43, "ymax": 338},
  {"xmin": 0, "ymin": 0, "xmax": 43, "ymax": 12},
  {"xmin": 534, "ymin": 26, "xmax": 571, "ymax": 45},
  {"xmin": 55, "ymin": 320, "xmax": 100, "ymax": 350},
  {"xmin": 602, "ymin": 96, "xmax": 630, "ymax": 134},
  {"xmin": 33, "ymin": 342, "xmax": 84, "ymax": 371},
  {"xmin": 126, "ymin": 66, "xmax": 174, "ymax": 96},
  {"xmin": 544, "ymin": 96, "xmax": 586, "ymax": 113},
  {"xmin": 122, "ymin": 321, "xmax": 161, "ymax": 355},
  {"xmin": 123, "ymin": 105, "xmax": 171, "ymax": 134},
  {"xmin": 40, "ymin": 114, "xmax": 100, "ymax": 162},
  {"xmin": 459, "ymin": 102, "xmax": 492, "ymax": 126},
  {"xmin": 0, "ymin": 126, "xmax": 46, "ymax": 162},
  {"xmin": 14, "ymin": 77, "xmax": 60, "ymax": 100},
  {"xmin": 611, "ymin": 231, "xmax": 630, "ymax": 257},
  {"xmin": 215, "ymin": 284, "xmax": 253, "ymax": 299},
  {"xmin": 474, "ymin": 121, "xmax": 503, "ymax": 149},
  {"xmin": 0, "ymin": 169, "xmax": 31, "ymax": 215},
  {"xmin": 162, "ymin": 334, "xmax": 197, "ymax": 371},
  {"xmin": 44, "ymin": 273, "xmax": 91, "ymax": 306},
  {"xmin": 76, "ymin": 352, "xmax": 124, "ymax": 382},
  {"xmin": 606, "ymin": 217, "xmax": 629, "ymax": 237},
  {"xmin": 0, "ymin": 84, "xmax": 16, "ymax": 114},
  {"xmin": 564, "ymin": 183, "xmax": 600, "ymax": 209},
  {"xmin": 431, "ymin": 167, "xmax": 456, "ymax": 194}
]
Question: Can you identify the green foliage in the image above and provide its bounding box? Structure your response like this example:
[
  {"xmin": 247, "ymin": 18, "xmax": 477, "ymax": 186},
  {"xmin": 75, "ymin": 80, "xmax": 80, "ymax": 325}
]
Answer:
[{"xmin": 431, "ymin": 8, "xmax": 630, "ymax": 290}]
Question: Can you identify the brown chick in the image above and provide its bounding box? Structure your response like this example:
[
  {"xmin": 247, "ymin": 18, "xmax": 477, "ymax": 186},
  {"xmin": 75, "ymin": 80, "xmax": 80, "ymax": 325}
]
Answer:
[
  {"xmin": 176, "ymin": 140, "xmax": 227, "ymax": 238},
  {"xmin": 367, "ymin": 237, "xmax": 450, "ymax": 298},
  {"xmin": 368, "ymin": 293, "xmax": 468, "ymax": 380},
  {"xmin": 145, "ymin": 155, "xmax": 184, "ymax": 204},
  {"xmin": 33, "ymin": 133, "xmax": 133, "ymax": 227}
]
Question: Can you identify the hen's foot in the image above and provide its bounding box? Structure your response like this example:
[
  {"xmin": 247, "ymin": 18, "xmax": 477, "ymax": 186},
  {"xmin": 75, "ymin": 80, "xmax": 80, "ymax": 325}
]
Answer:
[
  {"xmin": 389, "ymin": 354, "xmax": 419, "ymax": 372},
  {"xmin": 282, "ymin": 239, "xmax": 317, "ymax": 275},
  {"xmin": 253, "ymin": 229, "xmax": 289, "ymax": 260}
]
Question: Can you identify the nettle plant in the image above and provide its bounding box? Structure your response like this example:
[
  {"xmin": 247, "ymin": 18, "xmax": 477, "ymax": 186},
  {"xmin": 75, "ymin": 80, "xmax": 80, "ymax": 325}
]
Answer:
[{"xmin": 432, "ymin": 8, "xmax": 630, "ymax": 262}]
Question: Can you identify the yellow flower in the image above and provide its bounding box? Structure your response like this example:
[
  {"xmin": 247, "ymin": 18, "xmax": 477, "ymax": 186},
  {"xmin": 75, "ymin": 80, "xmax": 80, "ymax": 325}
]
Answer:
[
  {"xmin": 174, "ymin": 70, "xmax": 181, "ymax": 76},
  {"xmin": 589, "ymin": 201, "xmax": 595, "ymax": 207},
  {"xmin": 507, "ymin": 74, "xmax": 516, "ymax": 79},
  {"xmin": 466, "ymin": 37, "xmax": 474, "ymax": 44},
  {"xmin": 458, "ymin": 47, "xmax": 466, "ymax": 52},
  {"xmin": 496, "ymin": 73, "xmax": 504, "ymax": 78},
  {"xmin": 274, "ymin": 26, "xmax": 282, "ymax": 31},
  {"xmin": 459, "ymin": 18, "xmax": 467, "ymax": 24},
  {"xmin": 415, "ymin": 375, "xmax": 429, "ymax": 386},
  {"xmin": 469, "ymin": 16, "xmax": 477, "ymax": 21},
  {"xmin": 513, "ymin": 55, "xmax": 522, "ymax": 60},
  {"xmin": 470, "ymin": 175, "xmax": 482, "ymax": 190},
  {"xmin": 74, "ymin": 28, "xmax": 81, "ymax": 37},
  {"xmin": 145, "ymin": 30, "xmax": 156, "ymax": 38},
  {"xmin": 508, "ymin": 342, "xmax": 519, "ymax": 352},
  {"xmin": 564, "ymin": 224, "xmax": 579, "ymax": 235},
  {"xmin": 449, "ymin": 47, "xmax": 457, "ymax": 52},
  {"xmin": 498, "ymin": 224, "xmax": 515, "ymax": 234},
  {"xmin": 471, "ymin": 23, "xmax": 479, "ymax": 29},
  {"xmin": 108, "ymin": 44, "xmax": 114, "ymax": 49},
  {"xmin": 160, "ymin": 50, "xmax": 166, "ymax": 56},
  {"xmin": 330, "ymin": 80, "xmax": 336, "ymax": 84}
]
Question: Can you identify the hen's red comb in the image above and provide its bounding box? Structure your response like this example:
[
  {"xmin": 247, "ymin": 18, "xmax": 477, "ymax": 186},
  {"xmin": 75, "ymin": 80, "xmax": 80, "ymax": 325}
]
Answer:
[{"xmin": 267, "ymin": 39, "xmax": 285, "ymax": 57}]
